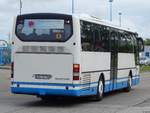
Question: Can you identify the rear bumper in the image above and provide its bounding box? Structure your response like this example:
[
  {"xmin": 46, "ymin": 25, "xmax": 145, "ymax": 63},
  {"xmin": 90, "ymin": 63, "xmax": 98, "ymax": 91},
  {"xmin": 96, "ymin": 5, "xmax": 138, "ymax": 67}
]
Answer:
[
  {"xmin": 11, "ymin": 82, "xmax": 98, "ymax": 97},
  {"xmin": 11, "ymin": 75, "xmax": 140, "ymax": 97},
  {"xmin": 11, "ymin": 87, "xmax": 81, "ymax": 96}
]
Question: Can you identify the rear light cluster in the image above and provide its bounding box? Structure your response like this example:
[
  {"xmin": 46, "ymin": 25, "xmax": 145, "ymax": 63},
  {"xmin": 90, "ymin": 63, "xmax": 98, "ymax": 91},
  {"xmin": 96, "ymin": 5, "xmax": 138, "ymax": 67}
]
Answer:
[
  {"xmin": 11, "ymin": 62, "xmax": 14, "ymax": 78},
  {"xmin": 73, "ymin": 64, "xmax": 80, "ymax": 80}
]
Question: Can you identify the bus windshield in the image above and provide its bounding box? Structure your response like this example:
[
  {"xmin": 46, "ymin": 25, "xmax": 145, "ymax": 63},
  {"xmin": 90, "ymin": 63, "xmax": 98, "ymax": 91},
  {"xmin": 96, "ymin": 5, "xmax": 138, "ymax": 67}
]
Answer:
[{"xmin": 15, "ymin": 14, "xmax": 73, "ymax": 42}]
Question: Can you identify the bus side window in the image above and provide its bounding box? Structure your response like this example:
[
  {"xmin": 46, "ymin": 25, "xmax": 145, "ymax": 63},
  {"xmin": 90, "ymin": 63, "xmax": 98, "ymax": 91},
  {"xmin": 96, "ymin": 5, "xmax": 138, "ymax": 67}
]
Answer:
[
  {"xmin": 119, "ymin": 32, "xmax": 127, "ymax": 53},
  {"xmin": 97, "ymin": 26, "xmax": 110, "ymax": 52},
  {"xmin": 132, "ymin": 34, "xmax": 139, "ymax": 65},
  {"xmin": 81, "ymin": 21, "xmax": 110, "ymax": 52},
  {"xmin": 126, "ymin": 33, "xmax": 134, "ymax": 53},
  {"xmin": 110, "ymin": 29, "xmax": 118, "ymax": 52},
  {"xmin": 81, "ymin": 21, "xmax": 94, "ymax": 51},
  {"xmin": 94, "ymin": 25, "xmax": 103, "ymax": 52}
]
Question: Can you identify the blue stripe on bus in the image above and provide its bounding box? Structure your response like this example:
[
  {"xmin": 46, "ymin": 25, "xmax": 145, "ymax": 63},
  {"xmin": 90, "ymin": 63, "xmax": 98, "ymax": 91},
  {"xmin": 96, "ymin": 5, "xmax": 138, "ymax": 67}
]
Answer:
[
  {"xmin": 11, "ymin": 77, "xmax": 140, "ymax": 97},
  {"xmin": 104, "ymin": 76, "xmax": 140, "ymax": 93},
  {"xmin": 11, "ymin": 86, "xmax": 98, "ymax": 96}
]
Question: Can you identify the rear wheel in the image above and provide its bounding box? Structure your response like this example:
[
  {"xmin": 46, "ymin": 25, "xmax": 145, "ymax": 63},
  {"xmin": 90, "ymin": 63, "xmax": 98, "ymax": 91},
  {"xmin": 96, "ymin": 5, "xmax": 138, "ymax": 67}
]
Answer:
[
  {"xmin": 124, "ymin": 75, "xmax": 132, "ymax": 92},
  {"xmin": 94, "ymin": 77, "xmax": 104, "ymax": 101}
]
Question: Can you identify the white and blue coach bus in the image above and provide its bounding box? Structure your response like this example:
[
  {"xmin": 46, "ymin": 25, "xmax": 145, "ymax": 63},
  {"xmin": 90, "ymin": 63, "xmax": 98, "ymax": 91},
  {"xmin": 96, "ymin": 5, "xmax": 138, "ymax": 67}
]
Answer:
[{"xmin": 11, "ymin": 13, "xmax": 144, "ymax": 101}]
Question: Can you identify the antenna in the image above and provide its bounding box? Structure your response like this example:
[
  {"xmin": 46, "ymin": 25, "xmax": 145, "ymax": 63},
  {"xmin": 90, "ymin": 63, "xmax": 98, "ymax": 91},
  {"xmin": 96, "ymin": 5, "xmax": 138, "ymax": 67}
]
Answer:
[{"xmin": 19, "ymin": 0, "xmax": 22, "ymax": 15}]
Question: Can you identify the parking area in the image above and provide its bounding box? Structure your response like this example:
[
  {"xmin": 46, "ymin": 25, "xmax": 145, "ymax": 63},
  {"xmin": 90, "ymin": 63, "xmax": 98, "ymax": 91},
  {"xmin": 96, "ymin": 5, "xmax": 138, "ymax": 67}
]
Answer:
[{"xmin": 0, "ymin": 69, "xmax": 150, "ymax": 113}]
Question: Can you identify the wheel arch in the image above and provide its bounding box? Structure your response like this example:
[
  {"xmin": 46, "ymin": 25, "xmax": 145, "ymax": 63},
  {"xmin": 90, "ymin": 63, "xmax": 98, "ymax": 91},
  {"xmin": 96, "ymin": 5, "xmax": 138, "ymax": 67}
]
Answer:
[{"xmin": 129, "ymin": 70, "xmax": 133, "ymax": 78}]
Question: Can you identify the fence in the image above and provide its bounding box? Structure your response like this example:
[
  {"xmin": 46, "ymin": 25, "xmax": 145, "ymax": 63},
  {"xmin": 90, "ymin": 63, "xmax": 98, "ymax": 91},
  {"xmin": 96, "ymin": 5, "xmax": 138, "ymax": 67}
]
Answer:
[{"xmin": 0, "ymin": 46, "xmax": 11, "ymax": 65}]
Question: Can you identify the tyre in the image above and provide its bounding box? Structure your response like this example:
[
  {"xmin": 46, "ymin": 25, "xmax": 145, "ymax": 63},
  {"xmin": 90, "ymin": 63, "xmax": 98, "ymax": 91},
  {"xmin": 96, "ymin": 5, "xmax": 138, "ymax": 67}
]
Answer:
[
  {"xmin": 124, "ymin": 75, "xmax": 132, "ymax": 92},
  {"xmin": 94, "ymin": 77, "xmax": 104, "ymax": 101}
]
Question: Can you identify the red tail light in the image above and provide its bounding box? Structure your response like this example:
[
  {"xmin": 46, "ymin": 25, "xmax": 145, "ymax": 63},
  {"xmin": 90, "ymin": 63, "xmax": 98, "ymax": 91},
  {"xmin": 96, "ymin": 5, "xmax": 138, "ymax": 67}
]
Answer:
[
  {"xmin": 73, "ymin": 64, "xmax": 80, "ymax": 73},
  {"xmin": 73, "ymin": 64, "xmax": 80, "ymax": 80},
  {"xmin": 11, "ymin": 62, "xmax": 14, "ymax": 78},
  {"xmin": 73, "ymin": 76, "xmax": 80, "ymax": 80}
]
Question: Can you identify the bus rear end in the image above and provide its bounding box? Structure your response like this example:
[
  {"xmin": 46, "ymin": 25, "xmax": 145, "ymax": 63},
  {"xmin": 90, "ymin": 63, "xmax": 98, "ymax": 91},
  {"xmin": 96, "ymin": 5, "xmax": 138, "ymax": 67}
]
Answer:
[{"xmin": 11, "ymin": 13, "xmax": 81, "ymax": 97}]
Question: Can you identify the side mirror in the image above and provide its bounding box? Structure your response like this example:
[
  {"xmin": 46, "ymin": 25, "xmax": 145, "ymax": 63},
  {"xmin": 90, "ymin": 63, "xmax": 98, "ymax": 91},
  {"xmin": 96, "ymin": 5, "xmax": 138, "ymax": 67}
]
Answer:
[{"xmin": 137, "ymin": 37, "xmax": 144, "ymax": 52}]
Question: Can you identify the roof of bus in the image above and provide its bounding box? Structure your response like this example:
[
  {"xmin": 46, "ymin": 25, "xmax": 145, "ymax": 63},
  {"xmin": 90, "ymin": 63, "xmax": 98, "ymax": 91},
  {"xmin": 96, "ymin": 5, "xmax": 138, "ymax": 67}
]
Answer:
[
  {"xmin": 18, "ymin": 13, "xmax": 137, "ymax": 35},
  {"xmin": 73, "ymin": 14, "xmax": 137, "ymax": 34}
]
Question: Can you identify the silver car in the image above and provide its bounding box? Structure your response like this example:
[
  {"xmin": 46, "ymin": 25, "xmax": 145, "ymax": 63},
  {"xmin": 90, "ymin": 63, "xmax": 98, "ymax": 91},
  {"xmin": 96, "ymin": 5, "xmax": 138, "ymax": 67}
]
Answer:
[{"xmin": 140, "ymin": 57, "xmax": 150, "ymax": 65}]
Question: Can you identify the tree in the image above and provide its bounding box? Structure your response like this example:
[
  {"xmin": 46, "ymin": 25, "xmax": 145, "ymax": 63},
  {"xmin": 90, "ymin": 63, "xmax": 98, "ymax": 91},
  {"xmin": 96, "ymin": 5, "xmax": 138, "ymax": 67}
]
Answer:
[{"xmin": 144, "ymin": 39, "xmax": 150, "ymax": 45}]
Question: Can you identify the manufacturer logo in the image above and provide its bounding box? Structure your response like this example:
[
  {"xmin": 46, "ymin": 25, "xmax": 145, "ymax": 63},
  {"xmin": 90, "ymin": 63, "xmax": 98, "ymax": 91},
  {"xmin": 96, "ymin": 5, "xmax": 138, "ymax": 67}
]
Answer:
[{"xmin": 33, "ymin": 74, "xmax": 52, "ymax": 80}]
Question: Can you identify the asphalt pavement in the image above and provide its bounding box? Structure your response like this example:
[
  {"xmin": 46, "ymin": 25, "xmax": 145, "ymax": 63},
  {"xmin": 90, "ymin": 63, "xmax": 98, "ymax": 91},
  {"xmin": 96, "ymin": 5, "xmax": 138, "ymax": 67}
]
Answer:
[{"xmin": 0, "ymin": 69, "xmax": 150, "ymax": 113}]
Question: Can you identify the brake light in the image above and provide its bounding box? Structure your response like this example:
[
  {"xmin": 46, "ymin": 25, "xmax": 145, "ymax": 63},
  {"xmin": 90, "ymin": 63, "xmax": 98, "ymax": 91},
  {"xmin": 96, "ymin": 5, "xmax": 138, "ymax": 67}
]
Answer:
[
  {"xmin": 11, "ymin": 62, "xmax": 14, "ymax": 78},
  {"xmin": 73, "ymin": 64, "xmax": 80, "ymax": 80},
  {"xmin": 73, "ymin": 64, "xmax": 80, "ymax": 73},
  {"xmin": 73, "ymin": 76, "xmax": 80, "ymax": 80}
]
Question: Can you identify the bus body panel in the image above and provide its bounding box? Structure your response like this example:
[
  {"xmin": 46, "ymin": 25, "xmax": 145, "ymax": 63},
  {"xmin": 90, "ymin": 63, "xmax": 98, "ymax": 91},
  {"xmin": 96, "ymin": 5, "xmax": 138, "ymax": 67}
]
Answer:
[
  {"xmin": 14, "ymin": 53, "xmax": 73, "ymax": 84},
  {"xmin": 117, "ymin": 53, "xmax": 136, "ymax": 81},
  {"xmin": 80, "ymin": 52, "xmax": 111, "ymax": 90},
  {"xmin": 81, "ymin": 52, "xmax": 111, "ymax": 73},
  {"xmin": 118, "ymin": 53, "xmax": 135, "ymax": 69}
]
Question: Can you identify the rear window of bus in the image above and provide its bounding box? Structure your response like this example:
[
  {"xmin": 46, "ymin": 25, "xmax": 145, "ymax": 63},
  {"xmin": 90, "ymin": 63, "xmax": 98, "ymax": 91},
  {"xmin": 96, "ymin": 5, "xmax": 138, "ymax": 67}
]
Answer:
[{"xmin": 15, "ymin": 14, "xmax": 73, "ymax": 42}]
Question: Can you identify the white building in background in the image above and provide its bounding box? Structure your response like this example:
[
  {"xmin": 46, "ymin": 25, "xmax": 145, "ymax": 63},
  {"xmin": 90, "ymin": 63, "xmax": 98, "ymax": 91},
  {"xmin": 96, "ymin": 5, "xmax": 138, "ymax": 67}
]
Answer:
[{"xmin": 140, "ymin": 46, "xmax": 150, "ymax": 58}]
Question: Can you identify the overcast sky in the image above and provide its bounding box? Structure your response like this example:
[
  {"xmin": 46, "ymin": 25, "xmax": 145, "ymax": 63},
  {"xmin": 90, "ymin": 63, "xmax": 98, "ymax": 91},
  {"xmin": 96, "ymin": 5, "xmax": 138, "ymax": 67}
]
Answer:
[{"xmin": 0, "ymin": 0, "xmax": 149, "ymax": 40}]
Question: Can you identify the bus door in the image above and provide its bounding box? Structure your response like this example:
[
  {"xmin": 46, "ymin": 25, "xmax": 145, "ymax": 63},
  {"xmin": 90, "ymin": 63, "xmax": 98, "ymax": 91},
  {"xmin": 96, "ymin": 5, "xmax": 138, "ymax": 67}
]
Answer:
[{"xmin": 110, "ymin": 31, "xmax": 118, "ymax": 90}]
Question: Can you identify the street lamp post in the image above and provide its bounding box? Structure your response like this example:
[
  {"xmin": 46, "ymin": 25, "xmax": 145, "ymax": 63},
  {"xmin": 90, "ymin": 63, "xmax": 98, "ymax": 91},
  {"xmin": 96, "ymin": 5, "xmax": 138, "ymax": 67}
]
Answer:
[
  {"xmin": 109, "ymin": 0, "xmax": 113, "ymax": 21},
  {"xmin": 72, "ymin": 0, "xmax": 74, "ymax": 14},
  {"xmin": 119, "ymin": 12, "xmax": 122, "ymax": 27},
  {"xmin": 19, "ymin": 0, "xmax": 22, "ymax": 15}
]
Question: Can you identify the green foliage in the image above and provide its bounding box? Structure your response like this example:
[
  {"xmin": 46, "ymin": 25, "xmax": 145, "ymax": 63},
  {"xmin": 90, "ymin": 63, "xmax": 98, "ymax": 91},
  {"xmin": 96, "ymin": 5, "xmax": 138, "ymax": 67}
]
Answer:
[
  {"xmin": 144, "ymin": 39, "xmax": 150, "ymax": 45},
  {"xmin": 140, "ymin": 66, "xmax": 150, "ymax": 72}
]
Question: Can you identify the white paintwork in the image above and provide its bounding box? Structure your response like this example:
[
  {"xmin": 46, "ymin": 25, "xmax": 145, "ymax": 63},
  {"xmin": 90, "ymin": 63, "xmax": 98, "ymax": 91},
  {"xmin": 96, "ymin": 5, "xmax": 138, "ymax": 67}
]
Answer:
[
  {"xmin": 14, "ymin": 53, "xmax": 73, "ymax": 84},
  {"xmin": 117, "ymin": 53, "xmax": 136, "ymax": 79},
  {"xmin": 81, "ymin": 52, "xmax": 111, "ymax": 86},
  {"xmin": 81, "ymin": 52, "xmax": 110, "ymax": 72},
  {"xmin": 118, "ymin": 53, "xmax": 135, "ymax": 68}
]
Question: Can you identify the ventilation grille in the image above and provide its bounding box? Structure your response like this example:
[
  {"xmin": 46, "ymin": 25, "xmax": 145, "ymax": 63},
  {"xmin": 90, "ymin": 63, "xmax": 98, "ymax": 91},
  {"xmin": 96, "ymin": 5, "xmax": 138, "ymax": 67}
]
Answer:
[
  {"xmin": 21, "ymin": 46, "xmax": 68, "ymax": 53},
  {"xmin": 81, "ymin": 74, "xmax": 91, "ymax": 89}
]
